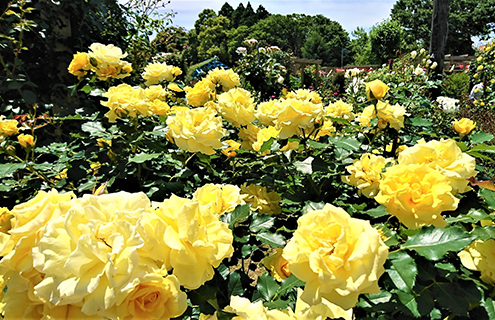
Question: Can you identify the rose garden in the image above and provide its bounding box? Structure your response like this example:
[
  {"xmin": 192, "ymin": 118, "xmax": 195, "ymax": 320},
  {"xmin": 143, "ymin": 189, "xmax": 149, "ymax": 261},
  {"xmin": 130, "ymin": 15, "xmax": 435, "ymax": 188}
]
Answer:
[{"xmin": 1, "ymin": 0, "xmax": 495, "ymax": 319}]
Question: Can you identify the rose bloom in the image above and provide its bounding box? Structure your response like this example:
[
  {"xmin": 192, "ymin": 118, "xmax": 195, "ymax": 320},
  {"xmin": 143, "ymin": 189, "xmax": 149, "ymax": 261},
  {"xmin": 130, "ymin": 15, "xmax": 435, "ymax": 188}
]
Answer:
[
  {"xmin": 0, "ymin": 117, "xmax": 19, "ymax": 136},
  {"xmin": 453, "ymin": 118, "xmax": 476, "ymax": 135},
  {"xmin": 166, "ymin": 107, "xmax": 226, "ymax": 155},
  {"xmin": 375, "ymin": 163, "xmax": 459, "ymax": 229},
  {"xmin": 142, "ymin": 62, "xmax": 182, "ymax": 86},
  {"xmin": 366, "ymin": 79, "xmax": 389, "ymax": 100},
  {"xmin": 358, "ymin": 101, "xmax": 405, "ymax": 131},
  {"xmin": 342, "ymin": 153, "xmax": 392, "ymax": 198},
  {"xmin": 18, "ymin": 133, "xmax": 35, "ymax": 148},
  {"xmin": 241, "ymin": 184, "xmax": 282, "ymax": 215},
  {"xmin": 252, "ymin": 126, "xmax": 281, "ymax": 153},
  {"xmin": 67, "ymin": 52, "xmax": 90, "ymax": 78},
  {"xmin": 145, "ymin": 85, "xmax": 169, "ymax": 101},
  {"xmin": 459, "ymin": 239, "xmax": 495, "ymax": 285},
  {"xmin": 282, "ymin": 204, "xmax": 388, "ymax": 310},
  {"xmin": 101, "ymin": 84, "xmax": 150, "ymax": 122},
  {"xmin": 89, "ymin": 43, "xmax": 127, "ymax": 66},
  {"xmin": 193, "ymin": 184, "xmax": 245, "ymax": 216},
  {"xmin": 325, "ymin": 100, "xmax": 355, "ymax": 121},
  {"xmin": 293, "ymin": 288, "xmax": 353, "ymax": 320},
  {"xmin": 217, "ymin": 88, "xmax": 256, "ymax": 127},
  {"xmin": 286, "ymin": 89, "xmax": 322, "ymax": 104},
  {"xmin": 398, "ymin": 138, "xmax": 477, "ymax": 194},
  {"xmin": 256, "ymin": 100, "xmax": 285, "ymax": 127},
  {"xmin": 206, "ymin": 68, "xmax": 241, "ymax": 92},
  {"xmin": 274, "ymin": 98, "xmax": 324, "ymax": 139},
  {"xmin": 153, "ymin": 195, "xmax": 234, "ymax": 289},
  {"xmin": 186, "ymin": 78, "xmax": 216, "ymax": 107},
  {"xmin": 224, "ymin": 296, "xmax": 268, "ymax": 320},
  {"xmin": 238, "ymin": 124, "xmax": 261, "ymax": 151},
  {"xmin": 263, "ymin": 248, "xmax": 291, "ymax": 281},
  {"xmin": 221, "ymin": 139, "xmax": 241, "ymax": 158},
  {"xmin": 150, "ymin": 99, "xmax": 171, "ymax": 116}
]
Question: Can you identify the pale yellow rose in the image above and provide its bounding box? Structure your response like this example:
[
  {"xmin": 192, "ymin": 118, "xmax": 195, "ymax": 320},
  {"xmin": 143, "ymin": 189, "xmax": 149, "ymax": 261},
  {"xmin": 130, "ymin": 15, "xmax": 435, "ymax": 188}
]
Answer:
[
  {"xmin": 150, "ymin": 99, "xmax": 171, "ymax": 116},
  {"xmin": 142, "ymin": 62, "xmax": 182, "ymax": 86},
  {"xmin": 342, "ymin": 153, "xmax": 392, "ymax": 198},
  {"xmin": 239, "ymin": 124, "xmax": 261, "ymax": 151},
  {"xmin": 0, "ymin": 271, "xmax": 44, "ymax": 319},
  {"xmin": 95, "ymin": 64, "xmax": 119, "ymax": 80},
  {"xmin": 67, "ymin": 52, "xmax": 90, "ymax": 78},
  {"xmin": 280, "ymin": 140, "xmax": 301, "ymax": 152},
  {"xmin": 325, "ymin": 100, "xmax": 355, "ymax": 121},
  {"xmin": 398, "ymin": 138, "xmax": 477, "ymax": 194},
  {"xmin": 453, "ymin": 118, "xmax": 476, "ymax": 135},
  {"xmin": 459, "ymin": 239, "xmax": 495, "ymax": 285},
  {"xmin": 357, "ymin": 104, "xmax": 376, "ymax": 128},
  {"xmin": 217, "ymin": 88, "xmax": 256, "ymax": 127},
  {"xmin": 200, "ymin": 313, "xmax": 219, "ymax": 320},
  {"xmin": 294, "ymin": 288, "xmax": 352, "ymax": 320},
  {"xmin": 166, "ymin": 107, "xmax": 226, "ymax": 155},
  {"xmin": 221, "ymin": 140, "xmax": 241, "ymax": 157},
  {"xmin": 167, "ymin": 82, "xmax": 184, "ymax": 92},
  {"xmin": 256, "ymin": 100, "xmax": 285, "ymax": 126},
  {"xmin": 18, "ymin": 133, "xmax": 35, "ymax": 148},
  {"xmin": 89, "ymin": 43, "xmax": 127, "ymax": 66},
  {"xmin": 312, "ymin": 119, "xmax": 336, "ymax": 140},
  {"xmin": 0, "ymin": 117, "xmax": 19, "ymax": 136},
  {"xmin": 186, "ymin": 78, "xmax": 216, "ymax": 107},
  {"xmin": 145, "ymin": 85, "xmax": 168, "ymax": 101},
  {"xmin": 252, "ymin": 126, "xmax": 281, "ymax": 153},
  {"xmin": 101, "ymin": 84, "xmax": 150, "ymax": 122},
  {"xmin": 282, "ymin": 203, "xmax": 388, "ymax": 310},
  {"xmin": 241, "ymin": 184, "xmax": 282, "ymax": 215},
  {"xmin": 375, "ymin": 163, "xmax": 459, "ymax": 229},
  {"xmin": 286, "ymin": 89, "xmax": 322, "ymax": 104},
  {"xmin": 224, "ymin": 296, "xmax": 268, "ymax": 320},
  {"xmin": 206, "ymin": 68, "xmax": 241, "ymax": 91},
  {"xmin": 193, "ymin": 183, "xmax": 245, "ymax": 216},
  {"xmin": 375, "ymin": 100, "xmax": 406, "ymax": 131},
  {"xmin": 153, "ymin": 195, "xmax": 234, "ymax": 289},
  {"xmin": 107, "ymin": 274, "xmax": 187, "ymax": 320},
  {"xmin": 274, "ymin": 98, "xmax": 324, "ymax": 139},
  {"xmin": 366, "ymin": 79, "xmax": 389, "ymax": 100},
  {"xmin": 263, "ymin": 248, "xmax": 291, "ymax": 281}
]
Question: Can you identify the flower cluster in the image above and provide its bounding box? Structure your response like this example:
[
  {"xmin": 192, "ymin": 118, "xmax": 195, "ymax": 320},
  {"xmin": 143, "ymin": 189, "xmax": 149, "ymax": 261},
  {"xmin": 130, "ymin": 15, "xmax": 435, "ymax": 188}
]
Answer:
[
  {"xmin": 142, "ymin": 62, "xmax": 183, "ymax": 86},
  {"xmin": 0, "ymin": 188, "xmax": 234, "ymax": 319},
  {"xmin": 68, "ymin": 43, "xmax": 132, "ymax": 80}
]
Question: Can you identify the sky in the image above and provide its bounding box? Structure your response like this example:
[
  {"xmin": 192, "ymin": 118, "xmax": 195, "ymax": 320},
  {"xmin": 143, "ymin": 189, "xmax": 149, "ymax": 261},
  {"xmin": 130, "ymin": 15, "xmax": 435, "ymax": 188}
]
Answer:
[{"xmin": 158, "ymin": 0, "xmax": 398, "ymax": 34}]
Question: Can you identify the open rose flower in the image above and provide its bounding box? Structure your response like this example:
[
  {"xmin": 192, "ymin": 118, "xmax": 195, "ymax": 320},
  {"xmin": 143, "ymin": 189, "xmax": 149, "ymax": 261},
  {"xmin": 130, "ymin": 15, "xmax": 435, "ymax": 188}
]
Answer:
[
  {"xmin": 283, "ymin": 204, "xmax": 388, "ymax": 310},
  {"xmin": 459, "ymin": 239, "xmax": 495, "ymax": 285}
]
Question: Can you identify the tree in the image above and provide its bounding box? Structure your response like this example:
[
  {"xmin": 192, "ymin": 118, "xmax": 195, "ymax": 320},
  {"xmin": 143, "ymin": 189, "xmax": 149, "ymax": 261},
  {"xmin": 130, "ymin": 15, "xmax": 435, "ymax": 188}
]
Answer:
[
  {"xmin": 241, "ymin": 2, "xmax": 257, "ymax": 27},
  {"xmin": 255, "ymin": 5, "xmax": 270, "ymax": 20},
  {"xmin": 218, "ymin": 2, "xmax": 234, "ymax": 20},
  {"xmin": 349, "ymin": 27, "xmax": 373, "ymax": 65},
  {"xmin": 196, "ymin": 16, "xmax": 230, "ymax": 63},
  {"xmin": 369, "ymin": 19, "xmax": 405, "ymax": 65},
  {"xmin": 391, "ymin": 0, "xmax": 495, "ymax": 54},
  {"xmin": 301, "ymin": 30, "xmax": 332, "ymax": 63},
  {"xmin": 230, "ymin": 3, "xmax": 245, "ymax": 29},
  {"xmin": 152, "ymin": 26, "xmax": 188, "ymax": 53},
  {"xmin": 194, "ymin": 8, "xmax": 217, "ymax": 30}
]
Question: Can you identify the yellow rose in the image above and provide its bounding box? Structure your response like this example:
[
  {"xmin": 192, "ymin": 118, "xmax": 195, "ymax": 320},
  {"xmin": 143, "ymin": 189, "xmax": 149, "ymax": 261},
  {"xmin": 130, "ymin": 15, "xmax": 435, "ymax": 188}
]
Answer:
[
  {"xmin": 280, "ymin": 140, "xmax": 301, "ymax": 152},
  {"xmin": 153, "ymin": 195, "xmax": 234, "ymax": 289},
  {"xmin": 206, "ymin": 67, "xmax": 241, "ymax": 91},
  {"xmin": 282, "ymin": 204, "xmax": 388, "ymax": 310},
  {"xmin": 375, "ymin": 163, "xmax": 459, "ymax": 229},
  {"xmin": 186, "ymin": 78, "xmax": 216, "ymax": 107},
  {"xmin": 167, "ymin": 82, "xmax": 184, "ymax": 92},
  {"xmin": 67, "ymin": 52, "xmax": 90, "ymax": 78},
  {"xmin": 398, "ymin": 139, "xmax": 477, "ymax": 194},
  {"xmin": 224, "ymin": 296, "xmax": 268, "ymax": 320},
  {"xmin": 274, "ymin": 98, "xmax": 324, "ymax": 139},
  {"xmin": 101, "ymin": 84, "xmax": 150, "ymax": 122},
  {"xmin": 142, "ymin": 62, "xmax": 182, "ymax": 86},
  {"xmin": 312, "ymin": 119, "xmax": 336, "ymax": 140},
  {"xmin": 241, "ymin": 184, "xmax": 282, "ymax": 215},
  {"xmin": 217, "ymin": 88, "xmax": 256, "ymax": 127},
  {"xmin": 150, "ymin": 99, "xmax": 171, "ymax": 116},
  {"xmin": 193, "ymin": 183, "xmax": 245, "ymax": 216},
  {"xmin": 294, "ymin": 288, "xmax": 353, "ymax": 320},
  {"xmin": 325, "ymin": 100, "xmax": 355, "ymax": 120},
  {"xmin": 95, "ymin": 64, "xmax": 119, "ymax": 80},
  {"xmin": 366, "ymin": 79, "xmax": 389, "ymax": 100},
  {"xmin": 453, "ymin": 118, "xmax": 476, "ymax": 135},
  {"xmin": 238, "ymin": 124, "xmax": 261, "ymax": 151},
  {"xmin": 144, "ymin": 85, "xmax": 168, "ymax": 101},
  {"xmin": 342, "ymin": 153, "xmax": 392, "ymax": 198},
  {"xmin": 252, "ymin": 126, "xmax": 281, "ymax": 153},
  {"xmin": 166, "ymin": 107, "xmax": 226, "ymax": 155},
  {"xmin": 89, "ymin": 43, "xmax": 127, "ymax": 66},
  {"xmin": 286, "ymin": 89, "xmax": 322, "ymax": 104},
  {"xmin": 256, "ymin": 100, "xmax": 285, "ymax": 126},
  {"xmin": 221, "ymin": 139, "xmax": 241, "ymax": 157},
  {"xmin": 376, "ymin": 100, "xmax": 406, "ymax": 131},
  {"xmin": 459, "ymin": 239, "xmax": 495, "ymax": 285},
  {"xmin": 17, "ymin": 133, "xmax": 35, "ymax": 148},
  {"xmin": 357, "ymin": 104, "xmax": 375, "ymax": 128},
  {"xmin": 477, "ymin": 65, "xmax": 484, "ymax": 71},
  {"xmin": 263, "ymin": 248, "xmax": 291, "ymax": 281},
  {"xmin": 111, "ymin": 274, "xmax": 187, "ymax": 320},
  {"xmin": 0, "ymin": 117, "xmax": 19, "ymax": 136}
]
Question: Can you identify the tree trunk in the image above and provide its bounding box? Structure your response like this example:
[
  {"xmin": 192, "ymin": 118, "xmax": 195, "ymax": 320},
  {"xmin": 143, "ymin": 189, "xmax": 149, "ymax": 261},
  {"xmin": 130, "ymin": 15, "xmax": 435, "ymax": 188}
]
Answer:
[{"xmin": 429, "ymin": 0, "xmax": 450, "ymax": 76}]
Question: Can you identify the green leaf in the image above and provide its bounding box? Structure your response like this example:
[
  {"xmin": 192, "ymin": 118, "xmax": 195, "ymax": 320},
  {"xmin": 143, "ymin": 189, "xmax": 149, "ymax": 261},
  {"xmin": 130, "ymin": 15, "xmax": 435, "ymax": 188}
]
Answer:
[
  {"xmin": 21, "ymin": 89, "xmax": 37, "ymax": 105},
  {"xmin": 257, "ymin": 232, "xmax": 285, "ymax": 248},
  {"xmin": 260, "ymin": 138, "xmax": 274, "ymax": 153},
  {"xmin": 129, "ymin": 153, "xmax": 161, "ymax": 163},
  {"xmin": 446, "ymin": 208, "xmax": 490, "ymax": 223},
  {"xmin": 306, "ymin": 139, "xmax": 328, "ymax": 149},
  {"xmin": 456, "ymin": 142, "xmax": 469, "ymax": 152},
  {"xmin": 311, "ymin": 156, "xmax": 329, "ymax": 172},
  {"xmin": 0, "ymin": 163, "xmax": 26, "ymax": 178},
  {"xmin": 278, "ymin": 274, "xmax": 305, "ymax": 296},
  {"xmin": 402, "ymin": 225, "xmax": 476, "ymax": 261},
  {"xmin": 227, "ymin": 272, "xmax": 244, "ymax": 297},
  {"xmin": 363, "ymin": 205, "xmax": 388, "ymax": 218},
  {"xmin": 257, "ymin": 273, "xmax": 279, "ymax": 301},
  {"xmin": 480, "ymin": 188, "xmax": 495, "ymax": 210},
  {"xmin": 469, "ymin": 143, "xmax": 495, "ymax": 153},
  {"xmin": 293, "ymin": 157, "xmax": 313, "ymax": 174},
  {"xmin": 387, "ymin": 251, "xmax": 417, "ymax": 293},
  {"xmin": 328, "ymin": 136, "xmax": 360, "ymax": 151},
  {"xmin": 302, "ymin": 201, "xmax": 325, "ymax": 214},
  {"xmin": 81, "ymin": 121, "xmax": 106, "ymax": 136},
  {"xmin": 471, "ymin": 226, "xmax": 495, "ymax": 241},
  {"xmin": 409, "ymin": 117, "xmax": 434, "ymax": 127},
  {"xmin": 395, "ymin": 290, "xmax": 420, "ymax": 317},
  {"xmin": 435, "ymin": 282, "xmax": 480, "ymax": 316},
  {"xmin": 484, "ymin": 297, "xmax": 495, "ymax": 319},
  {"xmin": 471, "ymin": 132, "xmax": 494, "ymax": 144},
  {"xmin": 223, "ymin": 205, "xmax": 251, "ymax": 229},
  {"xmin": 250, "ymin": 214, "xmax": 275, "ymax": 233}
]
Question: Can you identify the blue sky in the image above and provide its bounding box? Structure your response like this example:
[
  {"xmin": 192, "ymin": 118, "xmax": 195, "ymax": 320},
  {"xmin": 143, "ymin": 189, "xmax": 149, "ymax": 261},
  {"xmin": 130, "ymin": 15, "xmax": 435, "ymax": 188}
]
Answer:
[{"xmin": 159, "ymin": 0, "xmax": 398, "ymax": 34}]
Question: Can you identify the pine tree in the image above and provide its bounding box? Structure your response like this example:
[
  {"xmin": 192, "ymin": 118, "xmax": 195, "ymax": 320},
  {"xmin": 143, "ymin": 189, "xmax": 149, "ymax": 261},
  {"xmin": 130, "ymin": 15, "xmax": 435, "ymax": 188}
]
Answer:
[
  {"xmin": 218, "ymin": 2, "xmax": 234, "ymax": 20},
  {"xmin": 255, "ymin": 5, "xmax": 270, "ymax": 20},
  {"xmin": 231, "ymin": 3, "xmax": 245, "ymax": 28}
]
